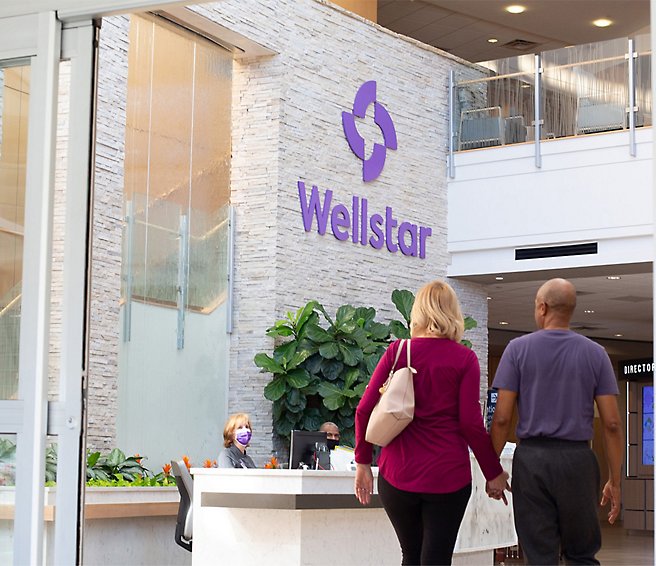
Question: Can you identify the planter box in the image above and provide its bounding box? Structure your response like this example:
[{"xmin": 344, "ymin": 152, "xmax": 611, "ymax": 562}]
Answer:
[{"xmin": 0, "ymin": 486, "xmax": 191, "ymax": 565}]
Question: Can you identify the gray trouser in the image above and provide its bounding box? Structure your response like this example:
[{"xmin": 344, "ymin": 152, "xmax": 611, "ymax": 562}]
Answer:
[{"xmin": 512, "ymin": 438, "xmax": 601, "ymax": 565}]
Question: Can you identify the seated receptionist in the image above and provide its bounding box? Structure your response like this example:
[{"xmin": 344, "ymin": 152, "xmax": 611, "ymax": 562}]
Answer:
[
  {"xmin": 319, "ymin": 421, "xmax": 340, "ymax": 450},
  {"xmin": 217, "ymin": 413, "xmax": 256, "ymax": 469}
]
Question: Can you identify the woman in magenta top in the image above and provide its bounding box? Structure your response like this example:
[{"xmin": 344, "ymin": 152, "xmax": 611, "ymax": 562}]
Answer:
[{"xmin": 354, "ymin": 280, "xmax": 509, "ymax": 565}]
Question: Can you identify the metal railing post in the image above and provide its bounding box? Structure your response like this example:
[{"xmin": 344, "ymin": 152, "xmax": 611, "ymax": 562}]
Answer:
[
  {"xmin": 627, "ymin": 38, "xmax": 637, "ymax": 157},
  {"xmin": 448, "ymin": 70, "xmax": 456, "ymax": 179},
  {"xmin": 534, "ymin": 54, "xmax": 542, "ymax": 169}
]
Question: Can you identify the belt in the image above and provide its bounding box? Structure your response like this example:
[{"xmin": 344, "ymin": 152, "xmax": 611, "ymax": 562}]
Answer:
[{"xmin": 520, "ymin": 437, "xmax": 589, "ymax": 449}]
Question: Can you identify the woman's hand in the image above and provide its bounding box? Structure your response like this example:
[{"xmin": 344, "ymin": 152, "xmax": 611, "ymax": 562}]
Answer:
[
  {"xmin": 354, "ymin": 463, "xmax": 374, "ymax": 505},
  {"xmin": 486, "ymin": 470, "xmax": 511, "ymax": 505}
]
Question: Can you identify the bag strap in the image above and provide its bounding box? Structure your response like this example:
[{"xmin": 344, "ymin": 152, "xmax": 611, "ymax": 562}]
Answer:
[
  {"xmin": 389, "ymin": 339, "xmax": 406, "ymax": 374},
  {"xmin": 405, "ymin": 338, "xmax": 411, "ymax": 368}
]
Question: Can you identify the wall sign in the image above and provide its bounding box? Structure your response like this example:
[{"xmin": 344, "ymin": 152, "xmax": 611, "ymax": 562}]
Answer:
[
  {"xmin": 297, "ymin": 80, "xmax": 432, "ymax": 259},
  {"xmin": 619, "ymin": 358, "xmax": 653, "ymax": 381}
]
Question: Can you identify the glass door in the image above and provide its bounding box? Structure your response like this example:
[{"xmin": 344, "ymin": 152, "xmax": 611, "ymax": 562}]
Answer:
[{"xmin": 0, "ymin": 12, "xmax": 97, "ymax": 566}]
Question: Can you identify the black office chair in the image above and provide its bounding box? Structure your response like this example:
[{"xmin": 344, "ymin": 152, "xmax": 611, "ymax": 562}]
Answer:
[{"xmin": 171, "ymin": 460, "xmax": 193, "ymax": 552}]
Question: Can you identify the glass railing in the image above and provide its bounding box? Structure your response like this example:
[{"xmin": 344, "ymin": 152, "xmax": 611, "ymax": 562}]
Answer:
[{"xmin": 450, "ymin": 36, "xmax": 652, "ymax": 159}]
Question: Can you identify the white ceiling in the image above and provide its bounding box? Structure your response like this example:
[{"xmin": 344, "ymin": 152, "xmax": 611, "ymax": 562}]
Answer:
[
  {"xmin": 376, "ymin": 0, "xmax": 653, "ymax": 354},
  {"xmin": 378, "ymin": 0, "xmax": 650, "ymax": 63}
]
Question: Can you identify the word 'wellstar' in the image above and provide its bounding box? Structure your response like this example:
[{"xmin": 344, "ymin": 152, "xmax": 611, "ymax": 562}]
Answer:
[{"xmin": 298, "ymin": 182, "xmax": 431, "ymax": 258}]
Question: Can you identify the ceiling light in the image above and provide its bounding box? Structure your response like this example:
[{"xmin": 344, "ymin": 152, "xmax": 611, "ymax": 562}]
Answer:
[
  {"xmin": 584, "ymin": 309, "xmax": 595, "ymax": 314},
  {"xmin": 487, "ymin": 296, "xmax": 492, "ymax": 300},
  {"xmin": 488, "ymin": 38, "xmax": 499, "ymax": 44},
  {"xmin": 495, "ymin": 276, "xmax": 504, "ymax": 281},
  {"xmin": 505, "ymin": 5, "xmax": 526, "ymax": 14},
  {"xmin": 520, "ymin": 84, "xmax": 531, "ymax": 89},
  {"xmin": 606, "ymin": 276, "xmax": 621, "ymax": 280},
  {"xmin": 593, "ymin": 18, "xmax": 613, "ymax": 28},
  {"xmin": 614, "ymin": 333, "xmax": 623, "ymax": 337},
  {"xmin": 499, "ymin": 321, "xmax": 510, "ymax": 325}
]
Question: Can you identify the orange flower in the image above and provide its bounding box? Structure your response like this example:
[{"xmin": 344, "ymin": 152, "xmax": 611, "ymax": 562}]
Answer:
[
  {"xmin": 203, "ymin": 459, "xmax": 213, "ymax": 468},
  {"xmin": 162, "ymin": 463, "xmax": 172, "ymax": 476},
  {"xmin": 182, "ymin": 455, "xmax": 191, "ymax": 470},
  {"xmin": 134, "ymin": 453, "xmax": 142, "ymax": 463},
  {"xmin": 271, "ymin": 456, "xmax": 279, "ymax": 468}
]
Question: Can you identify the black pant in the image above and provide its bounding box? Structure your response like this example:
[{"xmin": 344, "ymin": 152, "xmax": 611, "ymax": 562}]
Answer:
[
  {"xmin": 377, "ymin": 474, "xmax": 472, "ymax": 566},
  {"xmin": 512, "ymin": 438, "xmax": 601, "ymax": 565}
]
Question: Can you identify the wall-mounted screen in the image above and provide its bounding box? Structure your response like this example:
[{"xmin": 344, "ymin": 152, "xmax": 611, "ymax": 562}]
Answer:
[{"xmin": 642, "ymin": 385, "xmax": 653, "ymax": 466}]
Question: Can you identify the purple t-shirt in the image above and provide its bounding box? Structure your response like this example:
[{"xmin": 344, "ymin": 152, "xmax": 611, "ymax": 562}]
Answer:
[{"xmin": 492, "ymin": 330, "xmax": 619, "ymax": 441}]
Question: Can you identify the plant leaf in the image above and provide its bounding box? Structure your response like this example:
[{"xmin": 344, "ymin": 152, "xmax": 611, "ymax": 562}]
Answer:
[
  {"xmin": 287, "ymin": 368, "xmax": 312, "ymax": 389},
  {"xmin": 254, "ymin": 353, "xmax": 285, "ymax": 374},
  {"xmin": 391, "ymin": 289, "xmax": 415, "ymax": 325},
  {"xmin": 264, "ymin": 377, "xmax": 287, "ymax": 401},
  {"xmin": 305, "ymin": 324, "xmax": 333, "ymax": 343},
  {"xmin": 318, "ymin": 341, "xmax": 340, "ymax": 359}
]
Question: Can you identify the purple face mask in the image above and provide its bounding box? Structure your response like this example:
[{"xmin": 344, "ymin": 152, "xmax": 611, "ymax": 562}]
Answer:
[{"xmin": 235, "ymin": 427, "xmax": 252, "ymax": 446}]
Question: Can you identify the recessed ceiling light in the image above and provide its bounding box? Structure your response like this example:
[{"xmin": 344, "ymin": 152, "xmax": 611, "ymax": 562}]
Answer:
[
  {"xmin": 495, "ymin": 276, "xmax": 504, "ymax": 280},
  {"xmin": 520, "ymin": 84, "xmax": 531, "ymax": 89},
  {"xmin": 593, "ymin": 18, "xmax": 613, "ymax": 28},
  {"xmin": 584, "ymin": 309, "xmax": 595, "ymax": 314},
  {"xmin": 499, "ymin": 321, "xmax": 510, "ymax": 325},
  {"xmin": 505, "ymin": 5, "xmax": 526, "ymax": 14},
  {"xmin": 488, "ymin": 38, "xmax": 499, "ymax": 44},
  {"xmin": 487, "ymin": 296, "xmax": 492, "ymax": 300},
  {"xmin": 606, "ymin": 275, "xmax": 622, "ymax": 280},
  {"xmin": 614, "ymin": 333, "xmax": 623, "ymax": 337}
]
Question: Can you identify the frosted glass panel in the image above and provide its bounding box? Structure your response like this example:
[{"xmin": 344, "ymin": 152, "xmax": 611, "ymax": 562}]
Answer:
[{"xmin": 0, "ymin": 63, "xmax": 29, "ymax": 400}]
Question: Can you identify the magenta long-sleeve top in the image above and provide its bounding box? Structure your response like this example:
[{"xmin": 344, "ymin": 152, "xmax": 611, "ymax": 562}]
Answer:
[{"xmin": 355, "ymin": 337, "xmax": 503, "ymax": 494}]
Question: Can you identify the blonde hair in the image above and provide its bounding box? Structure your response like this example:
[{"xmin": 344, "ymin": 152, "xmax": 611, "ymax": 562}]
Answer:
[
  {"xmin": 223, "ymin": 413, "xmax": 252, "ymax": 448},
  {"xmin": 410, "ymin": 280, "xmax": 465, "ymax": 342}
]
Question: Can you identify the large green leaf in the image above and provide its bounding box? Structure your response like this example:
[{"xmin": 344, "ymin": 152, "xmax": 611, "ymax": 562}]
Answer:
[
  {"xmin": 354, "ymin": 383, "xmax": 367, "ymax": 397},
  {"xmin": 354, "ymin": 306, "xmax": 376, "ymax": 325},
  {"xmin": 391, "ymin": 289, "xmax": 415, "ymax": 325},
  {"xmin": 305, "ymin": 353, "xmax": 323, "ymax": 375},
  {"xmin": 273, "ymin": 341, "xmax": 297, "ymax": 365},
  {"xmin": 285, "ymin": 389, "xmax": 307, "ymax": 413},
  {"xmin": 320, "ymin": 359, "xmax": 344, "ymax": 380},
  {"xmin": 106, "ymin": 448, "xmax": 125, "ymax": 468},
  {"xmin": 389, "ymin": 320, "xmax": 410, "ymax": 339},
  {"xmin": 317, "ymin": 381, "xmax": 343, "ymax": 398},
  {"xmin": 288, "ymin": 350, "xmax": 312, "ymax": 370},
  {"xmin": 275, "ymin": 417, "xmax": 297, "ymax": 438},
  {"xmin": 305, "ymin": 324, "xmax": 333, "ymax": 343},
  {"xmin": 349, "ymin": 327, "xmax": 370, "ymax": 348},
  {"xmin": 335, "ymin": 304, "xmax": 356, "ymax": 324},
  {"xmin": 339, "ymin": 343, "xmax": 363, "ymax": 366},
  {"xmin": 264, "ymin": 377, "xmax": 287, "ymax": 401},
  {"xmin": 343, "ymin": 367, "xmax": 361, "ymax": 389},
  {"xmin": 266, "ymin": 324, "xmax": 294, "ymax": 338},
  {"xmin": 300, "ymin": 410, "xmax": 323, "ymax": 431},
  {"xmin": 323, "ymin": 395, "xmax": 345, "ymax": 410},
  {"xmin": 254, "ymin": 353, "xmax": 284, "ymax": 374},
  {"xmin": 296, "ymin": 301, "xmax": 318, "ymax": 329},
  {"xmin": 287, "ymin": 368, "xmax": 312, "ymax": 389},
  {"xmin": 368, "ymin": 321, "xmax": 391, "ymax": 340},
  {"xmin": 365, "ymin": 351, "xmax": 383, "ymax": 374},
  {"xmin": 319, "ymin": 341, "xmax": 340, "ymax": 359}
]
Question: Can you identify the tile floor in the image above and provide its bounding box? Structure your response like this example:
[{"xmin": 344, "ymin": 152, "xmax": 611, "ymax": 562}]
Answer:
[{"xmin": 495, "ymin": 523, "xmax": 654, "ymax": 565}]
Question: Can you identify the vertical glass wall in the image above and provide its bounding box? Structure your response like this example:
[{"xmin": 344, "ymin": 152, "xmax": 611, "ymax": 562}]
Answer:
[
  {"xmin": 117, "ymin": 16, "xmax": 232, "ymax": 469},
  {"xmin": 0, "ymin": 63, "xmax": 29, "ymax": 402},
  {"xmin": 452, "ymin": 36, "xmax": 652, "ymax": 152}
]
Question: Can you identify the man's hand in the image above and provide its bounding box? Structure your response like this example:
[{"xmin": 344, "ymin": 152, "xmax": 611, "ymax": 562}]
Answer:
[
  {"xmin": 486, "ymin": 471, "xmax": 511, "ymax": 505},
  {"xmin": 600, "ymin": 480, "xmax": 621, "ymax": 524}
]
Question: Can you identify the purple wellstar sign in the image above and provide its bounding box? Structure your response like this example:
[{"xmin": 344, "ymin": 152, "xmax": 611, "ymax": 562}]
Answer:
[
  {"xmin": 296, "ymin": 80, "xmax": 432, "ymax": 259},
  {"xmin": 298, "ymin": 182, "xmax": 432, "ymax": 259}
]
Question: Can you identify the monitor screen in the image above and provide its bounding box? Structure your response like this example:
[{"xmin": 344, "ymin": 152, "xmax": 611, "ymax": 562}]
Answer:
[
  {"xmin": 289, "ymin": 430, "xmax": 329, "ymax": 470},
  {"xmin": 642, "ymin": 385, "xmax": 653, "ymax": 466}
]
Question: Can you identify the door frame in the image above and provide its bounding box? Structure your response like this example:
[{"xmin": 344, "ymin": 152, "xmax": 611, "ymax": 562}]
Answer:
[{"xmin": 0, "ymin": 12, "xmax": 97, "ymax": 566}]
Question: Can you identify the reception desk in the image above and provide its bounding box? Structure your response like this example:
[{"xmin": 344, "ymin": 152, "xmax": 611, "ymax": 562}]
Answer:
[{"xmin": 191, "ymin": 454, "xmax": 515, "ymax": 565}]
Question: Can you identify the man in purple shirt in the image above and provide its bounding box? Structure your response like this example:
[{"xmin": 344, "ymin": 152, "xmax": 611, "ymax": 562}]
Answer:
[{"xmin": 491, "ymin": 278, "xmax": 622, "ymax": 565}]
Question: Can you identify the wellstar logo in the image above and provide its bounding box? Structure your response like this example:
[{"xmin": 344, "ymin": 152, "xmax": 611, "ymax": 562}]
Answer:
[{"xmin": 341, "ymin": 81, "xmax": 397, "ymax": 182}]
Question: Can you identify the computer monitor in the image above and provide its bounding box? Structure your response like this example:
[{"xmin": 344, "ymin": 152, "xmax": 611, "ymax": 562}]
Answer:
[{"xmin": 289, "ymin": 430, "xmax": 329, "ymax": 470}]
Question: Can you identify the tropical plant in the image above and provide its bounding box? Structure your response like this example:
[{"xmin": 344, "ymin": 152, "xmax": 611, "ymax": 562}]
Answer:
[{"xmin": 256, "ymin": 289, "xmax": 479, "ymax": 449}]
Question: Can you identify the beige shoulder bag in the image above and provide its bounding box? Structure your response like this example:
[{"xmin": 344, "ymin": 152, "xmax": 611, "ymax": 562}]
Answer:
[{"xmin": 365, "ymin": 339, "xmax": 416, "ymax": 447}]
